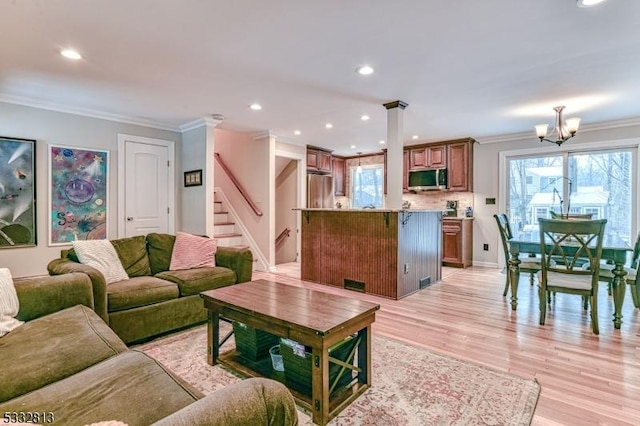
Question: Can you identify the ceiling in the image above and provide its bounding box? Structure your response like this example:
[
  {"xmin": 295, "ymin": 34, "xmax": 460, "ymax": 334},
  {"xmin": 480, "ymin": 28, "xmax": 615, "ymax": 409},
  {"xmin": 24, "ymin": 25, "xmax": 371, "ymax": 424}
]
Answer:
[{"xmin": 1, "ymin": 1, "xmax": 639, "ymax": 156}]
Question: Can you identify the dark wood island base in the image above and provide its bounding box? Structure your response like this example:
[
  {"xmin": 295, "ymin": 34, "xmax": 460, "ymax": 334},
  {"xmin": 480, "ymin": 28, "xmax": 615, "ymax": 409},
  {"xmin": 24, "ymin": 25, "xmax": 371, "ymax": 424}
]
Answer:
[{"xmin": 300, "ymin": 209, "xmax": 444, "ymax": 299}]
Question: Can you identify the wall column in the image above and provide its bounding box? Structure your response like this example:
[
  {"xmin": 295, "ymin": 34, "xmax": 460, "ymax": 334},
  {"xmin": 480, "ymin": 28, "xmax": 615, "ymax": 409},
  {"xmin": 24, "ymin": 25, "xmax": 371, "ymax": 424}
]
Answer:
[
  {"xmin": 384, "ymin": 100, "xmax": 408, "ymax": 209},
  {"xmin": 179, "ymin": 116, "xmax": 222, "ymax": 236},
  {"xmin": 253, "ymin": 131, "xmax": 278, "ymax": 271}
]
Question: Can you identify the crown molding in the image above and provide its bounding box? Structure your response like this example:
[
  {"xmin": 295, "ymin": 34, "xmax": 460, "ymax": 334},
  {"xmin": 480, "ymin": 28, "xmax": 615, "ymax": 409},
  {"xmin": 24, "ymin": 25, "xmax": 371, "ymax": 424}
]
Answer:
[
  {"xmin": 0, "ymin": 95, "xmax": 180, "ymax": 132},
  {"xmin": 252, "ymin": 130, "xmax": 278, "ymax": 141},
  {"xmin": 476, "ymin": 116, "xmax": 640, "ymax": 144},
  {"xmin": 179, "ymin": 116, "xmax": 223, "ymax": 132}
]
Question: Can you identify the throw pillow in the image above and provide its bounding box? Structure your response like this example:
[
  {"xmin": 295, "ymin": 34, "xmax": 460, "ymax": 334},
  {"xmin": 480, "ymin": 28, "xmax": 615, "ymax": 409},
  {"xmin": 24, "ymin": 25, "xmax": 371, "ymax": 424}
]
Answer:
[
  {"xmin": 72, "ymin": 240, "xmax": 129, "ymax": 284},
  {"xmin": 0, "ymin": 268, "xmax": 24, "ymax": 337},
  {"xmin": 169, "ymin": 232, "xmax": 217, "ymax": 270}
]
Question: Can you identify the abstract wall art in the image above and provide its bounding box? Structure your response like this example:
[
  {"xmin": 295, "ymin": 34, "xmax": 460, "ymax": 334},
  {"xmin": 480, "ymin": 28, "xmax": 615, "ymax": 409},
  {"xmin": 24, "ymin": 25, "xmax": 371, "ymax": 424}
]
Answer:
[
  {"xmin": 49, "ymin": 145, "xmax": 108, "ymax": 245},
  {"xmin": 0, "ymin": 137, "xmax": 36, "ymax": 248}
]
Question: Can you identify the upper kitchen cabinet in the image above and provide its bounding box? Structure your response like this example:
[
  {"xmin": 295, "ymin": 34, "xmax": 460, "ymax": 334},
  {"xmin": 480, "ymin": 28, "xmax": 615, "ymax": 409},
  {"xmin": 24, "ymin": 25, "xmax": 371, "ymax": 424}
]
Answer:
[
  {"xmin": 333, "ymin": 156, "xmax": 345, "ymax": 196},
  {"xmin": 404, "ymin": 138, "xmax": 475, "ymax": 193},
  {"xmin": 402, "ymin": 150, "xmax": 409, "ymax": 192},
  {"xmin": 408, "ymin": 145, "xmax": 446, "ymax": 170},
  {"xmin": 446, "ymin": 139, "xmax": 474, "ymax": 192},
  {"xmin": 307, "ymin": 146, "xmax": 333, "ymax": 174}
]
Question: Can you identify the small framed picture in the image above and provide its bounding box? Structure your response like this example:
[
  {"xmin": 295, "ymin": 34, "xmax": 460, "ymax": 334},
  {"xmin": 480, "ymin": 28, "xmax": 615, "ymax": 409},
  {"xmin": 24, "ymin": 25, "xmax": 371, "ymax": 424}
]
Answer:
[{"xmin": 184, "ymin": 169, "xmax": 202, "ymax": 187}]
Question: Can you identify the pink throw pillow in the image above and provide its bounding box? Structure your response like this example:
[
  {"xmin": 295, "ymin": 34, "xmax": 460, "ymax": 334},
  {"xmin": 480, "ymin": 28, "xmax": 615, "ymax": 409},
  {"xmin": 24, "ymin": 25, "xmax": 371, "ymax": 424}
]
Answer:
[{"xmin": 169, "ymin": 232, "xmax": 217, "ymax": 271}]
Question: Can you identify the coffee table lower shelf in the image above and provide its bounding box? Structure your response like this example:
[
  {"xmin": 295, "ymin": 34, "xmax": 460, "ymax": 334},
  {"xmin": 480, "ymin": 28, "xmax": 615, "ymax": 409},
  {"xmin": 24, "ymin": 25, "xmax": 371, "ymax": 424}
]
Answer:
[{"xmin": 217, "ymin": 349, "xmax": 370, "ymax": 421}]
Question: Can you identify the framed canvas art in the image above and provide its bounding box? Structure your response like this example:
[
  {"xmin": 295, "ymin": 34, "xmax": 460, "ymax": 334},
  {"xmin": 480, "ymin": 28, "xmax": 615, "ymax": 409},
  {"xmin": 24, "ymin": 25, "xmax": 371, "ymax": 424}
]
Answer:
[
  {"xmin": 0, "ymin": 136, "xmax": 36, "ymax": 248},
  {"xmin": 49, "ymin": 145, "xmax": 108, "ymax": 245}
]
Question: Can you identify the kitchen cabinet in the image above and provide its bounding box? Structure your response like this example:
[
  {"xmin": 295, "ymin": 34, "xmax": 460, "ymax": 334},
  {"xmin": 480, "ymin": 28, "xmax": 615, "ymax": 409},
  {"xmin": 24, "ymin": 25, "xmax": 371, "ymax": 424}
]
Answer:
[
  {"xmin": 333, "ymin": 157, "xmax": 345, "ymax": 196},
  {"xmin": 408, "ymin": 145, "xmax": 446, "ymax": 170},
  {"xmin": 442, "ymin": 218, "xmax": 473, "ymax": 268},
  {"xmin": 307, "ymin": 147, "xmax": 332, "ymax": 174},
  {"xmin": 447, "ymin": 141, "xmax": 473, "ymax": 192},
  {"xmin": 402, "ymin": 150, "xmax": 409, "ymax": 192}
]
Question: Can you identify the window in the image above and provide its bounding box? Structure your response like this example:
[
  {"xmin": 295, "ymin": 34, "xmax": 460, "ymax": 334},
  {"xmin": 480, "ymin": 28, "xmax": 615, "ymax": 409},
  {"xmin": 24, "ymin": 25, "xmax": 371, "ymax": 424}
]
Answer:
[
  {"xmin": 507, "ymin": 148, "xmax": 634, "ymax": 246},
  {"xmin": 351, "ymin": 164, "xmax": 384, "ymax": 208}
]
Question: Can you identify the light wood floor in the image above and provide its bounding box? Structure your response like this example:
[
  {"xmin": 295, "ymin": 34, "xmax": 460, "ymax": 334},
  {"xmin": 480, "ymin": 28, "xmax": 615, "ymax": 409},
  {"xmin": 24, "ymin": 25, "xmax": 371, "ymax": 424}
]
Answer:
[{"xmin": 261, "ymin": 265, "xmax": 640, "ymax": 425}]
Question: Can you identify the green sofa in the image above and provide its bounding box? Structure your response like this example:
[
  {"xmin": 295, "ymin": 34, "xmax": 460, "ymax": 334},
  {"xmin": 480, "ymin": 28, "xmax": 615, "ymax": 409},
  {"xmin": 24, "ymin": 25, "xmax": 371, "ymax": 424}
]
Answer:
[
  {"xmin": 0, "ymin": 273, "xmax": 297, "ymax": 426},
  {"xmin": 47, "ymin": 233, "xmax": 253, "ymax": 344}
]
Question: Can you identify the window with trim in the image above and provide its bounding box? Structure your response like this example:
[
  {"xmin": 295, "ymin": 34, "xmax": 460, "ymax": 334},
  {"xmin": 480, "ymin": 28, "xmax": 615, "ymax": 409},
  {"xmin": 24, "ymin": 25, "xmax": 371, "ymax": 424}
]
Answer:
[
  {"xmin": 351, "ymin": 164, "xmax": 384, "ymax": 208},
  {"xmin": 507, "ymin": 148, "xmax": 634, "ymax": 246}
]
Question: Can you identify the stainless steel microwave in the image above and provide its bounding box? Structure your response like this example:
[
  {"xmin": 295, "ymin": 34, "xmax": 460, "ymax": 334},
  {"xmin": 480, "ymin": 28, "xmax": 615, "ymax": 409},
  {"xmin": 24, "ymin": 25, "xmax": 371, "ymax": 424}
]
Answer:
[{"xmin": 408, "ymin": 168, "xmax": 447, "ymax": 191}]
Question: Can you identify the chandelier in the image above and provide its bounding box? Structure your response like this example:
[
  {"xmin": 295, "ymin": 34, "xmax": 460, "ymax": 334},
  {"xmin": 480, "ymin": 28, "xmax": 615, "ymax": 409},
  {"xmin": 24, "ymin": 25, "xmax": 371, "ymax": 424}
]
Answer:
[{"xmin": 535, "ymin": 106, "xmax": 581, "ymax": 146}]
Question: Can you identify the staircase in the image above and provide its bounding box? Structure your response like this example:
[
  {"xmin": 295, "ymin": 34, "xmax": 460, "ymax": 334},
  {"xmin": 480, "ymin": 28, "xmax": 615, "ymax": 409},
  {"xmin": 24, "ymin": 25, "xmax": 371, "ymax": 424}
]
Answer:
[
  {"xmin": 213, "ymin": 190, "xmax": 267, "ymax": 271},
  {"xmin": 213, "ymin": 193, "xmax": 245, "ymax": 247}
]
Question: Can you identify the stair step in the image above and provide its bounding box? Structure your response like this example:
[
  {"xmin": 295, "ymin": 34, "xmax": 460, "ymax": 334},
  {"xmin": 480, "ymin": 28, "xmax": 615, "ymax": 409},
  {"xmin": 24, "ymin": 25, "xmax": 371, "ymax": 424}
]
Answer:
[{"xmin": 215, "ymin": 232, "xmax": 242, "ymax": 238}]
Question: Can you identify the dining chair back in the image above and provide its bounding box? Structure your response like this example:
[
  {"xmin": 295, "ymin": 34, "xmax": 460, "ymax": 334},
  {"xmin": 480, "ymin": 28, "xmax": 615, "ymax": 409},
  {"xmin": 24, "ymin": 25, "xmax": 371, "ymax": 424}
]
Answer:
[
  {"xmin": 549, "ymin": 211, "xmax": 593, "ymax": 220},
  {"xmin": 494, "ymin": 213, "xmax": 541, "ymax": 297},
  {"xmin": 537, "ymin": 218, "xmax": 607, "ymax": 334}
]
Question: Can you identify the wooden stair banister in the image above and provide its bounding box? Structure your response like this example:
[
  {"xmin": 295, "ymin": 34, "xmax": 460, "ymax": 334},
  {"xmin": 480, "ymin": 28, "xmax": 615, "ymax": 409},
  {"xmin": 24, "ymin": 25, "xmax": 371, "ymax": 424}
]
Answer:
[
  {"xmin": 214, "ymin": 153, "xmax": 263, "ymax": 217},
  {"xmin": 275, "ymin": 227, "xmax": 291, "ymax": 247}
]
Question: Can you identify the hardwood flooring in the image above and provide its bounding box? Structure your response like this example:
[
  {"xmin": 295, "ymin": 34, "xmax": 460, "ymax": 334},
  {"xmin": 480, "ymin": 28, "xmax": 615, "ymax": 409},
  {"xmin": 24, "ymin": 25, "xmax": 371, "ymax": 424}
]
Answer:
[{"xmin": 260, "ymin": 265, "xmax": 640, "ymax": 425}]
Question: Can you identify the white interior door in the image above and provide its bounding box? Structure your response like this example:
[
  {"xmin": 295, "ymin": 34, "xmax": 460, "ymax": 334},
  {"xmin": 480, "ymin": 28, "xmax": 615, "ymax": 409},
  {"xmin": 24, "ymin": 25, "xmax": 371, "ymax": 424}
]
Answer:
[{"xmin": 118, "ymin": 134, "xmax": 175, "ymax": 237}]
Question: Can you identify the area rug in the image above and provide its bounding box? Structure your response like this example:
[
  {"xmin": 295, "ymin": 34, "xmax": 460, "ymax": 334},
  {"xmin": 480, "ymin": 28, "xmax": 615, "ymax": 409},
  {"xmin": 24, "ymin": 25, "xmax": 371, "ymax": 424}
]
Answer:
[{"xmin": 137, "ymin": 324, "xmax": 539, "ymax": 425}]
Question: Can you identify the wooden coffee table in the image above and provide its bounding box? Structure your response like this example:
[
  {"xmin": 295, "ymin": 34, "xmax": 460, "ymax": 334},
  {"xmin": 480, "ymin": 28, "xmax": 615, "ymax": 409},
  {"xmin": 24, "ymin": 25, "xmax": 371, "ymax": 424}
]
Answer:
[{"xmin": 200, "ymin": 279, "xmax": 380, "ymax": 425}]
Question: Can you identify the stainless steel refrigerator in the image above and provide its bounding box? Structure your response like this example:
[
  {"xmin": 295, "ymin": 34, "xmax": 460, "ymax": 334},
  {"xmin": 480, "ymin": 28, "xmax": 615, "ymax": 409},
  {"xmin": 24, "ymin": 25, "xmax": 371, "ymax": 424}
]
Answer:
[{"xmin": 307, "ymin": 174, "xmax": 334, "ymax": 208}]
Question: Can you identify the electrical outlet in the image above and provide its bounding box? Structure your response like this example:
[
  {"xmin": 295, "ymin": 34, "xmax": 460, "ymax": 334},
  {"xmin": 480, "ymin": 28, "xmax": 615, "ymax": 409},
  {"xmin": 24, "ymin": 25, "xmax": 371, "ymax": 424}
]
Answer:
[{"xmin": 483, "ymin": 244, "xmax": 489, "ymax": 251}]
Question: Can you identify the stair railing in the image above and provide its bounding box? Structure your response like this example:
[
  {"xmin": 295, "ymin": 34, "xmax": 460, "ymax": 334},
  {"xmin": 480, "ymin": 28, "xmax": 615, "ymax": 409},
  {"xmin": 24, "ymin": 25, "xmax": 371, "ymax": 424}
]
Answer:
[
  {"xmin": 214, "ymin": 153, "xmax": 263, "ymax": 217},
  {"xmin": 275, "ymin": 227, "xmax": 291, "ymax": 248}
]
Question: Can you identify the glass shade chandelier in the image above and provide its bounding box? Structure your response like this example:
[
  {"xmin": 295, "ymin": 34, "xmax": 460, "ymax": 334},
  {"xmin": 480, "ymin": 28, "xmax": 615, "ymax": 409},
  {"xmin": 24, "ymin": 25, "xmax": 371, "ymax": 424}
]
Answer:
[{"xmin": 535, "ymin": 106, "xmax": 581, "ymax": 146}]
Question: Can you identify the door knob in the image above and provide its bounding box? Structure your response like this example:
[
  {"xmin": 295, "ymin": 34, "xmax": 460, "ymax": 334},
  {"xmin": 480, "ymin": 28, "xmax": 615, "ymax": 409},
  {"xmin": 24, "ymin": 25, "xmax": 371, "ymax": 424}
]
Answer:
[{"xmin": 127, "ymin": 217, "xmax": 134, "ymax": 221}]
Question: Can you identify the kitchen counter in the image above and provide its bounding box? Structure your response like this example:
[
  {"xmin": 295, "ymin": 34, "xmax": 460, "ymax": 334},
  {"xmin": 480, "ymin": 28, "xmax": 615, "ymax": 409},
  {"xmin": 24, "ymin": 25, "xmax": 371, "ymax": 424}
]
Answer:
[{"xmin": 298, "ymin": 208, "xmax": 449, "ymax": 212}]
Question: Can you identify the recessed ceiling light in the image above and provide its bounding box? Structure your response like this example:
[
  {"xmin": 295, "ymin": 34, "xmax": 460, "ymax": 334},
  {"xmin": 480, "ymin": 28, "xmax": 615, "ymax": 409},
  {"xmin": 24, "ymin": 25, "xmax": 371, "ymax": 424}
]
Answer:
[
  {"xmin": 60, "ymin": 49, "xmax": 82, "ymax": 60},
  {"xmin": 361, "ymin": 115, "xmax": 370, "ymax": 121},
  {"xmin": 379, "ymin": 140, "xmax": 385, "ymax": 145},
  {"xmin": 356, "ymin": 65, "xmax": 374, "ymax": 76},
  {"xmin": 325, "ymin": 123, "xmax": 333, "ymax": 129},
  {"xmin": 350, "ymin": 145, "xmax": 356, "ymax": 149},
  {"xmin": 412, "ymin": 135, "xmax": 419, "ymax": 140},
  {"xmin": 577, "ymin": 0, "xmax": 608, "ymax": 7},
  {"xmin": 294, "ymin": 130, "xmax": 301, "ymax": 135},
  {"xmin": 249, "ymin": 103, "xmax": 262, "ymax": 111}
]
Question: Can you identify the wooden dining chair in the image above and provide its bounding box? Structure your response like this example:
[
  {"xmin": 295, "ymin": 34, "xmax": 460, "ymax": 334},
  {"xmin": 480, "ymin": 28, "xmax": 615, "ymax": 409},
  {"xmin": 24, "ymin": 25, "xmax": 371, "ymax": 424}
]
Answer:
[
  {"xmin": 494, "ymin": 214, "xmax": 542, "ymax": 297},
  {"xmin": 537, "ymin": 218, "xmax": 607, "ymax": 334}
]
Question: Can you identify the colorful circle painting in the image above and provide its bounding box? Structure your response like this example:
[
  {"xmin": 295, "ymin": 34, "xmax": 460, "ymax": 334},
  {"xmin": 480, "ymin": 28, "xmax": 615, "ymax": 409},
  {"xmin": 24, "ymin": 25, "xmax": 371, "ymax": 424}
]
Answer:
[{"xmin": 64, "ymin": 178, "xmax": 95, "ymax": 204}]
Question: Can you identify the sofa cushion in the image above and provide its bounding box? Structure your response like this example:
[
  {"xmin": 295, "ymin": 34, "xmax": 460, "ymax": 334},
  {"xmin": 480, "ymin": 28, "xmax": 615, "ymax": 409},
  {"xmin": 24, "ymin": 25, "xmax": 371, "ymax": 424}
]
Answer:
[
  {"xmin": 107, "ymin": 276, "xmax": 179, "ymax": 312},
  {"xmin": 147, "ymin": 233, "xmax": 176, "ymax": 275},
  {"xmin": 0, "ymin": 351, "xmax": 201, "ymax": 425},
  {"xmin": 0, "ymin": 268, "xmax": 23, "ymax": 337},
  {"xmin": 72, "ymin": 240, "xmax": 130, "ymax": 284},
  {"xmin": 155, "ymin": 267, "xmax": 237, "ymax": 296},
  {"xmin": 169, "ymin": 232, "xmax": 217, "ymax": 270},
  {"xmin": 111, "ymin": 235, "xmax": 152, "ymax": 277},
  {"xmin": 0, "ymin": 305, "xmax": 127, "ymax": 403}
]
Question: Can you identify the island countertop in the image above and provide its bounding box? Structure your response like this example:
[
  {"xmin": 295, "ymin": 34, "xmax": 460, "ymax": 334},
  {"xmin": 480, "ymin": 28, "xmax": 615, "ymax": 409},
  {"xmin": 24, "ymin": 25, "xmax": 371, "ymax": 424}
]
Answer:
[{"xmin": 297, "ymin": 208, "xmax": 449, "ymax": 213}]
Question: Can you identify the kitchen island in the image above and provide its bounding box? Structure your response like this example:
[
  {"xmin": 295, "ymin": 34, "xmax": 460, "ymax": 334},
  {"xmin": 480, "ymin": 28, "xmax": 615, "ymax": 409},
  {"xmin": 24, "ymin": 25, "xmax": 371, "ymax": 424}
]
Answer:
[{"xmin": 299, "ymin": 208, "xmax": 444, "ymax": 299}]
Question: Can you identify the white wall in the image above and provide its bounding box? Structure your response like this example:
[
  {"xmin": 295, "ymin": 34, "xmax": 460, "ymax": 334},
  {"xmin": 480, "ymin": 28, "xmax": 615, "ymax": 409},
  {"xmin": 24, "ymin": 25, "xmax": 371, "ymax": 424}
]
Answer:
[
  {"xmin": 214, "ymin": 128, "xmax": 270, "ymax": 264},
  {"xmin": 473, "ymin": 122, "xmax": 640, "ymax": 268},
  {"xmin": 0, "ymin": 102, "xmax": 180, "ymax": 277},
  {"xmin": 275, "ymin": 158, "xmax": 298, "ymax": 264},
  {"xmin": 180, "ymin": 124, "xmax": 214, "ymax": 235}
]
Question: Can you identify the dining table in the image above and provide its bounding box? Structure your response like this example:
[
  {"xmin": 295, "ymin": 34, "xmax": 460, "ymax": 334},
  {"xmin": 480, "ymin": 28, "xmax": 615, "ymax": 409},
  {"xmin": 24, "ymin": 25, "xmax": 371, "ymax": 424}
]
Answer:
[{"xmin": 508, "ymin": 238, "xmax": 631, "ymax": 329}]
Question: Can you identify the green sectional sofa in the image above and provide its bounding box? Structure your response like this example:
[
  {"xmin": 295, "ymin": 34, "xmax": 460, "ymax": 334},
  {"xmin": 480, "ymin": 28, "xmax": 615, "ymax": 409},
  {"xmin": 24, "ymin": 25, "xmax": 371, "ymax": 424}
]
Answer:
[
  {"xmin": 0, "ymin": 273, "xmax": 297, "ymax": 426},
  {"xmin": 47, "ymin": 233, "xmax": 253, "ymax": 343}
]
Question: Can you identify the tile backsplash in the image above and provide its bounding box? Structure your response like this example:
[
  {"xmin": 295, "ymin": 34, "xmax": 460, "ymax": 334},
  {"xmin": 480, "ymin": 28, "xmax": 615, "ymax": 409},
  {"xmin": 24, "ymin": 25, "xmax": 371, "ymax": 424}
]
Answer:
[{"xmin": 403, "ymin": 192, "xmax": 474, "ymax": 216}]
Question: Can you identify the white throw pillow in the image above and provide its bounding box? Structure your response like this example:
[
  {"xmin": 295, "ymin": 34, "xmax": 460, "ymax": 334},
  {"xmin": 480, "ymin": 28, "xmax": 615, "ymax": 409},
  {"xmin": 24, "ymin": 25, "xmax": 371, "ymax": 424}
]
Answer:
[
  {"xmin": 72, "ymin": 240, "xmax": 129, "ymax": 284},
  {"xmin": 0, "ymin": 268, "xmax": 24, "ymax": 337}
]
